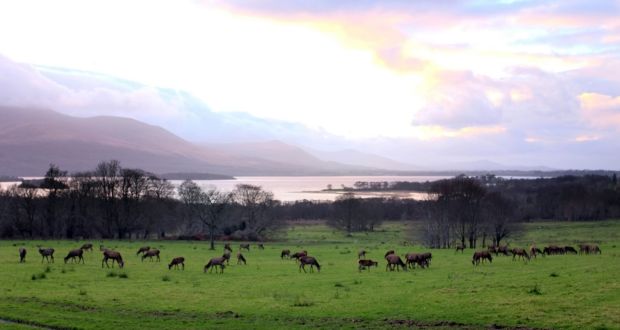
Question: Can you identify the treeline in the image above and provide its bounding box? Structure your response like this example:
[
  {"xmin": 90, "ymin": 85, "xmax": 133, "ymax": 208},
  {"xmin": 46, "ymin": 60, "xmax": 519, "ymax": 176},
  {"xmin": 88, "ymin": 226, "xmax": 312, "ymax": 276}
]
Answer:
[{"xmin": 0, "ymin": 161, "xmax": 283, "ymax": 246}]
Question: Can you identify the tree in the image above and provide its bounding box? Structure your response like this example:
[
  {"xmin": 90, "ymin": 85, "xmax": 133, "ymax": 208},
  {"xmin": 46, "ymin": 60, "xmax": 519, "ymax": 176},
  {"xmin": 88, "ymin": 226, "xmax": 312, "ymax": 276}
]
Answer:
[
  {"xmin": 41, "ymin": 164, "xmax": 68, "ymax": 237},
  {"xmin": 233, "ymin": 184, "xmax": 279, "ymax": 240},
  {"xmin": 329, "ymin": 192, "xmax": 361, "ymax": 236},
  {"xmin": 482, "ymin": 191, "xmax": 519, "ymax": 246}
]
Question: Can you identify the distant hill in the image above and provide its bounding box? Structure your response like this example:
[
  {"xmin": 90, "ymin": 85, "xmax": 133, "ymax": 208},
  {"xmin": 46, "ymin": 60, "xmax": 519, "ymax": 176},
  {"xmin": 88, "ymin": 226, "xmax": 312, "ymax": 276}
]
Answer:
[
  {"xmin": 0, "ymin": 106, "xmax": 386, "ymax": 176},
  {"xmin": 160, "ymin": 172, "xmax": 235, "ymax": 180}
]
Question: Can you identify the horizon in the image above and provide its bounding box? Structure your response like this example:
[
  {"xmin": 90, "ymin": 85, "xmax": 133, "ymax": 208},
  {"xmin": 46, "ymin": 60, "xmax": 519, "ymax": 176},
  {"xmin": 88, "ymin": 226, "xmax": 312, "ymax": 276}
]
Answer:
[{"xmin": 1, "ymin": 0, "xmax": 619, "ymax": 170}]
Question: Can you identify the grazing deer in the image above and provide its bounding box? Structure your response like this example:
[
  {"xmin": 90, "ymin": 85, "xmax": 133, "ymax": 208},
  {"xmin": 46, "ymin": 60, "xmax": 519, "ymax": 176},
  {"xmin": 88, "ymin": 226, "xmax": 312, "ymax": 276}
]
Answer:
[
  {"xmin": 102, "ymin": 250, "xmax": 124, "ymax": 268},
  {"xmin": 141, "ymin": 249, "xmax": 160, "ymax": 262},
  {"xmin": 168, "ymin": 257, "xmax": 185, "ymax": 270},
  {"xmin": 38, "ymin": 247, "xmax": 55, "ymax": 263},
  {"xmin": 281, "ymin": 249, "xmax": 291, "ymax": 259},
  {"xmin": 384, "ymin": 250, "xmax": 395, "ymax": 258},
  {"xmin": 564, "ymin": 246, "xmax": 578, "ymax": 254},
  {"xmin": 19, "ymin": 247, "xmax": 27, "ymax": 263},
  {"xmin": 472, "ymin": 251, "xmax": 493, "ymax": 266},
  {"xmin": 136, "ymin": 246, "xmax": 150, "ymax": 256},
  {"xmin": 80, "ymin": 243, "xmax": 93, "ymax": 252},
  {"xmin": 299, "ymin": 256, "xmax": 321, "ymax": 273},
  {"xmin": 237, "ymin": 252, "xmax": 247, "ymax": 265},
  {"xmin": 529, "ymin": 245, "xmax": 543, "ymax": 258},
  {"xmin": 358, "ymin": 250, "xmax": 367, "ymax": 259},
  {"xmin": 496, "ymin": 245, "xmax": 510, "ymax": 256},
  {"xmin": 224, "ymin": 243, "xmax": 232, "ymax": 253},
  {"xmin": 257, "ymin": 243, "xmax": 265, "ymax": 250},
  {"xmin": 455, "ymin": 243, "xmax": 466, "ymax": 253},
  {"xmin": 385, "ymin": 254, "xmax": 407, "ymax": 271},
  {"xmin": 290, "ymin": 251, "xmax": 308, "ymax": 262},
  {"xmin": 204, "ymin": 257, "xmax": 226, "ymax": 273},
  {"xmin": 240, "ymin": 243, "xmax": 250, "ymax": 251},
  {"xmin": 543, "ymin": 245, "xmax": 565, "ymax": 255},
  {"xmin": 358, "ymin": 259, "xmax": 378, "ymax": 272},
  {"xmin": 511, "ymin": 248, "xmax": 530, "ymax": 261},
  {"xmin": 579, "ymin": 244, "xmax": 601, "ymax": 255},
  {"xmin": 222, "ymin": 251, "xmax": 231, "ymax": 265},
  {"xmin": 64, "ymin": 249, "xmax": 85, "ymax": 264},
  {"xmin": 404, "ymin": 253, "xmax": 428, "ymax": 269}
]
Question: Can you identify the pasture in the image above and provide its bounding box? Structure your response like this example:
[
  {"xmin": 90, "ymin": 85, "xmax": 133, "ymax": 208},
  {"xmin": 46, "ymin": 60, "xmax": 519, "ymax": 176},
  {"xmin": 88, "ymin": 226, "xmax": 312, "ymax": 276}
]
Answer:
[{"xmin": 0, "ymin": 221, "xmax": 619, "ymax": 329}]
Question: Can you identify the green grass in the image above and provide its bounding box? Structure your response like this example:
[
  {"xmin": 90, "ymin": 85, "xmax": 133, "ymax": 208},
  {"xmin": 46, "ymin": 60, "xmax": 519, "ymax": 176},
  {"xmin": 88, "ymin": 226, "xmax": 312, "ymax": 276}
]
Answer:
[{"xmin": 0, "ymin": 220, "xmax": 619, "ymax": 329}]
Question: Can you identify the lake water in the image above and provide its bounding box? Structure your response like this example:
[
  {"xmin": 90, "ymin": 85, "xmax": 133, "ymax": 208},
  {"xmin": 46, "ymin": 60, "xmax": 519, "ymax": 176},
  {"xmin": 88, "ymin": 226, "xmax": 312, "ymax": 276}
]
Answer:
[{"xmin": 172, "ymin": 176, "xmax": 449, "ymax": 202}]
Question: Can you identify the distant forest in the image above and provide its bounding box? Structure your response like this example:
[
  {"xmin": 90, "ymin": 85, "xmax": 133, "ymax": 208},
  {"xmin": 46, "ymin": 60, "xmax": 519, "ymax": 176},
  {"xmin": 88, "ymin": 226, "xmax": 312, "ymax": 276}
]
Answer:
[{"xmin": 1, "ymin": 161, "xmax": 619, "ymax": 248}]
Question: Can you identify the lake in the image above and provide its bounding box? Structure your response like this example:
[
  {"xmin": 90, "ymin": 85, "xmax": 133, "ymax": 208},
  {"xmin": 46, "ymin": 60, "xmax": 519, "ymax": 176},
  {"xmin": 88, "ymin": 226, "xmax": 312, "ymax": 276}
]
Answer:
[{"xmin": 173, "ymin": 175, "xmax": 449, "ymax": 202}]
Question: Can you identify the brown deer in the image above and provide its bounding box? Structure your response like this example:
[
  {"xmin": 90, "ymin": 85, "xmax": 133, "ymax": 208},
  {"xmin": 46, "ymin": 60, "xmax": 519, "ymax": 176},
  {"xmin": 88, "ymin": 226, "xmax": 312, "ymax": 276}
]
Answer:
[
  {"xmin": 237, "ymin": 252, "xmax": 247, "ymax": 265},
  {"xmin": 19, "ymin": 247, "xmax": 27, "ymax": 263},
  {"xmin": 204, "ymin": 257, "xmax": 226, "ymax": 273},
  {"xmin": 222, "ymin": 251, "xmax": 231, "ymax": 265},
  {"xmin": 224, "ymin": 243, "xmax": 232, "ymax": 253},
  {"xmin": 384, "ymin": 250, "xmax": 395, "ymax": 258},
  {"xmin": 64, "ymin": 249, "xmax": 85, "ymax": 264},
  {"xmin": 168, "ymin": 257, "xmax": 185, "ymax": 270},
  {"xmin": 102, "ymin": 250, "xmax": 124, "ymax": 268},
  {"xmin": 136, "ymin": 246, "xmax": 150, "ymax": 256},
  {"xmin": 472, "ymin": 251, "xmax": 493, "ymax": 265},
  {"xmin": 385, "ymin": 254, "xmax": 407, "ymax": 271},
  {"xmin": 358, "ymin": 250, "xmax": 367, "ymax": 259},
  {"xmin": 299, "ymin": 256, "xmax": 321, "ymax": 273},
  {"xmin": 529, "ymin": 245, "xmax": 543, "ymax": 258},
  {"xmin": 281, "ymin": 249, "xmax": 291, "ymax": 259},
  {"xmin": 564, "ymin": 246, "xmax": 578, "ymax": 254},
  {"xmin": 455, "ymin": 243, "xmax": 466, "ymax": 253},
  {"xmin": 404, "ymin": 253, "xmax": 429, "ymax": 269},
  {"xmin": 511, "ymin": 248, "xmax": 530, "ymax": 261},
  {"xmin": 38, "ymin": 247, "xmax": 55, "ymax": 263},
  {"xmin": 257, "ymin": 243, "xmax": 265, "ymax": 250},
  {"xmin": 240, "ymin": 243, "xmax": 250, "ymax": 251},
  {"xmin": 496, "ymin": 245, "xmax": 510, "ymax": 256},
  {"xmin": 290, "ymin": 251, "xmax": 308, "ymax": 262},
  {"xmin": 579, "ymin": 244, "xmax": 601, "ymax": 255},
  {"xmin": 543, "ymin": 245, "xmax": 565, "ymax": 255},
  {"xmin": 141, "ymin": 249, "xmax": 160, "ymax": 262},
  {"xmin": 358, "ymin": 259, "xmax": 378, "ymax": 272},
  {"xmin": 80, "ymin": 243, "xmax": 93, "ymax": 252}
]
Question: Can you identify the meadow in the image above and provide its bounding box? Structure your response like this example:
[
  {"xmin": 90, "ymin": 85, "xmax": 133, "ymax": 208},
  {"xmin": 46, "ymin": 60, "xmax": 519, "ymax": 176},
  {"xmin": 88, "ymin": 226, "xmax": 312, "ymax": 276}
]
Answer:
[{"xmin": 0, "ymin": 221, "xmax": 618, "ymax": 330}]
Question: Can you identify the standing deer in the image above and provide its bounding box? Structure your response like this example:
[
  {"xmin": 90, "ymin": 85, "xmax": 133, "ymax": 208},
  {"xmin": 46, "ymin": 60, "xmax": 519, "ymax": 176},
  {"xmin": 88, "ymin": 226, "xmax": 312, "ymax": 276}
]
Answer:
[
  {"xmin": 385, "ymin": 254, "xmax": 407, "ymax": 271},
  {"xmin": 102, "ymin": 250, "xmax": 124, "ymax": 268},
  {"xmin": 222, "ymin": 251, "xmax": 231, "ymax": 265},
  {"xmin": 38, "ymin": 247, "xmax": 55, "ymax": 263},
  {"xmin": 204, "ymin": 257, "xmax": 226, "ymax": 273},
  {"xmin": 64, "ymin": 249, "xmax": 85, "ymax": 264},
  {"xmin": 168, "ymin": 257, "xmax": 185, "ymax": 270},
  {"xmin": 237, "ymin": 252, "xmax": 247, "ymax": 265},
  {"xmin": 224, "ymin": 243, "xmax": 232, "ymax": 253},
  {"xmin": 281, "ymin": 249, "xmax": 291, "ymax": 259},
  {"xmin": 358, "ymin": 250, "xmax": 367, "ymax": 259},
  {"xmin": 80, "ymin": 243, "xmax": 93, "ymax": 252},
  {"xmin": 19, "ymin": 247, "xmax": 27, "ymax": 263},
  {"xmin": 257, "ymin": 243, "xmax": 265, "ymax": 250},
  {"xmin": 240, "ymin": 243, "xmax": 250, "ymax": 251}
]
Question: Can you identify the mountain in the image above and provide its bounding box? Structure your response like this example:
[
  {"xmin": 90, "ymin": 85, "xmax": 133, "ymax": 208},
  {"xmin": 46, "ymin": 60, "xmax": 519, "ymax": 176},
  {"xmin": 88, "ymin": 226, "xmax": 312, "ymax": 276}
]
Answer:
[
  {"xmin": 306, "ymin": 147, "xmax": 423, "ymax": 171},
  {"xmin": 0, "ymin": 106, "xmax": 381, "ymax": 176}
]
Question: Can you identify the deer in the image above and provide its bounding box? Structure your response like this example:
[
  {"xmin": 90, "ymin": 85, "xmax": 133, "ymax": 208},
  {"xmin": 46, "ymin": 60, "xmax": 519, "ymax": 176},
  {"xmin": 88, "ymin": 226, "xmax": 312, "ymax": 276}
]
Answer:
[
  {"xmin": 80, "ymin": 243, "xmax": 93, "ymax": 252},
  {"xmin": 358, "ymin": 259, "xmax": 378, "ymax": 272},
  {"xmin": 19, "ymin": 247, "xmax": 27, "ymax": 263},
  {"xmin": 102, "ymin": 250, "xmax": 124, "ymax": 268},
  {"xmin": 136, "ymin": 246, "xmax": 150, "ymax": 256},
  {"xmin": 168, "ymin": 257, "xmax": 185, "ymax": 270},
  {"xmin": 204, "ymin": 257, "xmax": 226, "ymax": 273},
  {"xmin": 141, "ymin": 249, "xmax": 160, "ymax": 262},
  {"xmin": 240, "ymin": 243, "xmax": 250, "ymax": 251},
  {"xmin": 38, "ymin": 247, "xmax": 55, "ymax": 263},
  {"xmin": 299, "ymin": 256, "xmax": 321, "ymax": 273},
  {"xmin": 64, "ymin": 249, "xmax": 85, "ymax": 264},
  {"xmin": 237, "ymin": 252, "xmax": 247, "ymax": 265}
]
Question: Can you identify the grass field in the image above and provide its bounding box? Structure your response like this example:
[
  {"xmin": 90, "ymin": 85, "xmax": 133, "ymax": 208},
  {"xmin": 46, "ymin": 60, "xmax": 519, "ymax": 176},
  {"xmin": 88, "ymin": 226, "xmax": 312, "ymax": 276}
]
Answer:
[{"xmin": 0, "ymin": 220, "xmax": 619, "ymax": 329}]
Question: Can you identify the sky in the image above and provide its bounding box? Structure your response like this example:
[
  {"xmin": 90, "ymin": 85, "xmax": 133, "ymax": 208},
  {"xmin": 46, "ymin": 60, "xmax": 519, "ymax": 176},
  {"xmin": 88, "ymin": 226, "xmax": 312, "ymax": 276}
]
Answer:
[{"xmin": 0, "ymin": 0, "xmax": 619, "ymax": 169}]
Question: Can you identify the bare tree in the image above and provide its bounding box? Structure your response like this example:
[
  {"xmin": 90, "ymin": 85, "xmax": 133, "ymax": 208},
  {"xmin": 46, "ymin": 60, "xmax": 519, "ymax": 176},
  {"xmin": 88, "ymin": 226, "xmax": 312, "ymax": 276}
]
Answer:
[
  {"xmin": 329, "ymin": 192, "xmax": 361, "ymax": 236},
  {"xmin": 233, "ymin": 184, "xmax": 279, "ymax": 240}
]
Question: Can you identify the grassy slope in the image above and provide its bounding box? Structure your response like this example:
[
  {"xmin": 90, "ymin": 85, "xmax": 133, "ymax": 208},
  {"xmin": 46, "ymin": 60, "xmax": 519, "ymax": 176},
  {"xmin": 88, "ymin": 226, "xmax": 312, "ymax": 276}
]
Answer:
[{"xmin": 0, "ymin": 221, "xmax": 618, "ymax": 330}]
